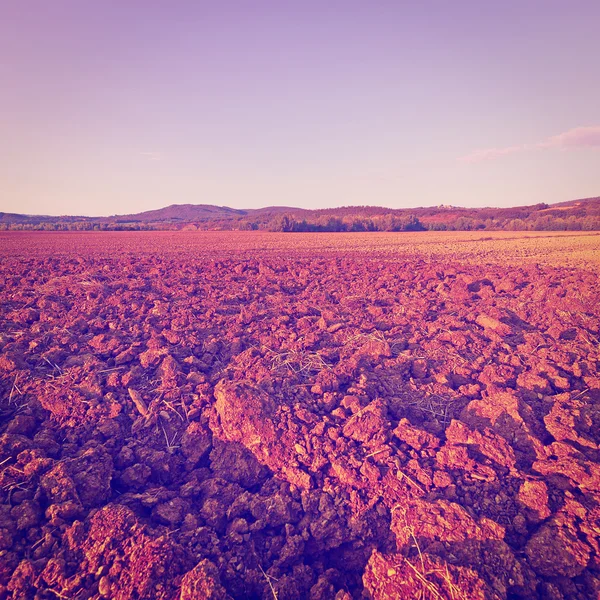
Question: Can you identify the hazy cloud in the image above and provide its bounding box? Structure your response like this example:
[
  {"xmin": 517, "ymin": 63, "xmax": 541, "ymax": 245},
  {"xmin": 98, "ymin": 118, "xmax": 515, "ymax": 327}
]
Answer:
[
  {"xmin": 542, "ymin": 126, "xmax": 600, "ymax": 149},
  {"xmin": 140, "ymin": 151, "xmax": 162, "ymax": 161},
  {"xmin": 459, "ymin": 125, "xmax": 600, "ymax": 163}
]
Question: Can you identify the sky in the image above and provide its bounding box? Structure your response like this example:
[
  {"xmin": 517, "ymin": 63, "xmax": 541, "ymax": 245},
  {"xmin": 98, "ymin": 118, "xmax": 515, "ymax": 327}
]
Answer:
[{"xmin": 1, "ymin": 0, "xmax": 599, "ymax": 216}]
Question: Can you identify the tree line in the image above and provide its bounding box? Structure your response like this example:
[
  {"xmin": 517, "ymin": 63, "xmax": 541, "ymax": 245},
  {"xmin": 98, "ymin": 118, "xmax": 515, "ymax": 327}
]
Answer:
[{"xmin": 2, "ymin": 210, "xmax": 599, "ymax": 232}]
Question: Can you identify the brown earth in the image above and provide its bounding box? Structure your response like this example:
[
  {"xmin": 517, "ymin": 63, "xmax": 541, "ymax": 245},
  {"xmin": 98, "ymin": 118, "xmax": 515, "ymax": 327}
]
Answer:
[{"xmin": 1, "ymin": 231, "xmax": 599, "ymax": 599}]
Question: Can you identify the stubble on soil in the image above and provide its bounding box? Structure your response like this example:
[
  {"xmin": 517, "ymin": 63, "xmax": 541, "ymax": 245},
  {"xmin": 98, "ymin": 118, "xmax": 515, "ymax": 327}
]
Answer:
[{"xmin": 1, "ymin": 231, "xmax": 599, "ymax": 599}]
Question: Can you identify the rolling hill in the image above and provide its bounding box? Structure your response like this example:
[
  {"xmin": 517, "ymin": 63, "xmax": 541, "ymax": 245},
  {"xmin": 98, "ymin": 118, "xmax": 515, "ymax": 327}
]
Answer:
[{"xmin": 1, "ymin": 196, "xmax": 599, "ymax": 232}]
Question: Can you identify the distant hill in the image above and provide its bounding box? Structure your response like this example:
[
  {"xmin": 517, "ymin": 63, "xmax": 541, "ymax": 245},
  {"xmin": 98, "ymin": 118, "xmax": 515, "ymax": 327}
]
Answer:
[
  {"xmin": 1, "ymin": 196, "xmax": 599, "ymax": 232},
  {"xmin": 108, "ymin": 204, "xmax": 247, "ymax": 223}
]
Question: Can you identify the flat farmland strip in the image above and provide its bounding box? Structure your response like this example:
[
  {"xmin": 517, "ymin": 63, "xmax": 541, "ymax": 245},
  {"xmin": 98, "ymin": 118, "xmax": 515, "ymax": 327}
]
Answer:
[{"xmin": 1, "ymin": 230, "xmax": 599, "ymax": 269}]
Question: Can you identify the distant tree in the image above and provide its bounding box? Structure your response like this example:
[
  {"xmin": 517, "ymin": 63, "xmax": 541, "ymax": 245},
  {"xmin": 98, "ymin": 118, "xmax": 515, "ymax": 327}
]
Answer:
[
  {"xmin": 403, "ymin": 215, "xmax": 425, "ymax": 231},
  {"xmin": 456, "ymin": 217, "xmax": 477, "ymax": 230},
  {"xmin": 427, "ymin": 222, "xmax": 447, "ymax": 231},
  {"xmin": 350, "ymin": 220, "xmax": 367, "ymax": 232},
  {"xmin": 268, "ymin": 214, "xmax": 295, "ymax": 232},
  {"xmin": 507, "ymin": 218, "xmax": 527, "ymax": 231}
]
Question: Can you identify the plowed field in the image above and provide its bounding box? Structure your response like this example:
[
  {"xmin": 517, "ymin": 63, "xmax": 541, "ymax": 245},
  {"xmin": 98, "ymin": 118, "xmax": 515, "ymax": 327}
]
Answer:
[{"xmin": 1, "ymin": 231, "xmax": 599, "ymax": 599}]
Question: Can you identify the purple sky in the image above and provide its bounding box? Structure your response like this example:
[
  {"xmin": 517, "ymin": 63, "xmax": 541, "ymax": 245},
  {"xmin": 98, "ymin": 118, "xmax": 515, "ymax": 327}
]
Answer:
[{"xmin": 1, "ymin": 0, "xmax": 599, "ymax": 216}]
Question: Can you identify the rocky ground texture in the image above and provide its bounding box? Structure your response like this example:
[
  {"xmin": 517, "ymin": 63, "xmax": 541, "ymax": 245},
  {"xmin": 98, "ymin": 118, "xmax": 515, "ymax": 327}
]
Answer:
[{"xmin": 1, "ymin": 233, "xmax": 600, "ymax": 599}]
